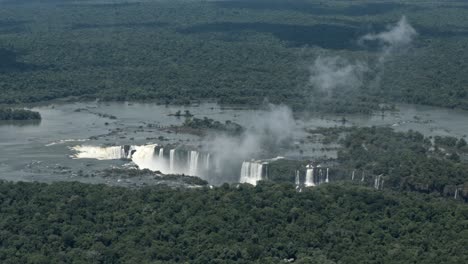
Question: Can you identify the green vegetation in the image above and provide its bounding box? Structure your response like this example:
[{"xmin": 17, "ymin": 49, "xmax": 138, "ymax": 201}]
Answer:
[
  {"xmin": 309, "ymin": 126, "xmax": 468, "ymax": 198},
  {"xmin": 0, "ymin": 108, "xmax": 41, "ymax": 120},
  {"xmin": 1, "ymin": 1, "xmax": 468, "ymax": 112},
  {"xmin": 2, "ymin": 1, "xmax": 468, "ymax": 262},
  {"xmin": 183, "ymin": 117, "xmax": 244, "ymax": 135},
  {"xmin": 97, "ymin": 168, "xmax": 209, "ymax": 186},
  {"xmin": 0, "ymin": 181, "xmax": 467, "ymax": 263},
  {"xmin": 171, "ymin": 110, "xmax": 193, "ymax": 118}
]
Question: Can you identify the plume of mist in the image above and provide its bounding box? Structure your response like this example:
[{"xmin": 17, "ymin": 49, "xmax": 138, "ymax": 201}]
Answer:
[
  {"xmin": 360, "ymin": 16, "xmax": 417, "ymax": 62},
  {"xmin": 309, "ymin": 16, "xmax": 417, "ymax": 95},
  {"xmin": 308, "ymin": 56, "xmax": 368, "ymax": 95},
  {"xmin": 203, "ymin": 105, "xmax": 295, "ymax": 177}
]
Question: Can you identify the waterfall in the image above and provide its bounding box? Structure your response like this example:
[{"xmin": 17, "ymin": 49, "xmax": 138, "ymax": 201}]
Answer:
[
  {"xmin": 120, "ymin": 147, "xmax": 126, "ymax": 159},
  {"xmin": 304, "ymin": 166, "xmax": 328, "ymax": 187},
  {"xmin": 361, "ymin": 172, "xmax": 365, "ymax": 182},
  {"xmin": 72, "ymin": 144, "xmax": 212, "ymax": 177},
  {"xmin": 240, "ymin": 162, "xmax": 250, "ymax": 184},
  {"xmin": 240, "ymin": 161, "xmax": 265, "ymax": 186},
  {"xmin": 158, "ymin": 148, "xmax": 167, "ymax": 170},
  {"xmin": 295, "ymin": 171, "xmax": 300, "ymax": 186},
  {"xmin": 131, "ymin": 144, "xmax": 159, "ymax": 171},
  {"xmin": 305, "ymin": 167, "xmax": 315, "ymax": 187},
  {"xmin": 188, "ymin": 151, "xmax": 199, "ymax": 176},
  {"xmin": 205, "ymin": 153, "xmax": 210, "ymax": 170},
  {"xmin": 455, "ymin": 188, "xmax": 459, "ymax": 199},
  {"xmin": 169, "ymin": 149, "xmax": 175, "ymax": 172},
  {"xmin": 159, "ymin": 148, "xmax": 164, "ymax": 159},
  {"xmin": 352, "ymin": 170, "xmax": 355, "ymax": 181},
  {"xmin": 123, "ymin": 145, "xmax": 136, "ymax": 159},
  {"xmin": 374, "ymin": 174, "xmax": 383, "ymax": 190},
  {"xmin": 71, "ymin": 145, "xmax": 124, "ymax": 160},
  {"xmin": 72, "ymin": 144, "xmax": 160, "ymax": 171}
]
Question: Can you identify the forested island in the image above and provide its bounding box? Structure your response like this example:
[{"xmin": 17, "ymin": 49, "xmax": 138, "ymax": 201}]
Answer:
[
  {"xmin": 0, "ymin": 108, "xmax": 41, "ymax": 120},
  {"xmin": 181, "ymin": 116, "xmax": 244, "ymax": 136}
]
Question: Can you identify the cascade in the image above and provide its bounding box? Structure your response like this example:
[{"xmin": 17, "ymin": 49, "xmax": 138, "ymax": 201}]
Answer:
[
  {"xmin": 205, "ymin": 153, "xmax": 210, "ymax": 170},
  {"xmin": 72, "ymin": 144, "xmax": 212, "ymax": 178},
  {"xmin": 352, "ymin": 170, "xmax": 355, "ymax": 181},
  {"xmin": 239, "ymin": 161, "xmax": 265, "ymax": 185},
  {"xmin": 158, "ymin": 148, "xmax": 166, "ymax": 170},
  {"xmin": 159, "ymin": 148, "xmax": 164, "ymax": 159},
  {"xmin": 125, "ymin": 145, "xmax": 137, "ymax": 159},
  {"xmin": 455, "ymin": 188, "xmax": 459, "ymax": 199},
  {"xmin": 120, "ymin": 147, "xmax": 126, "ymax": 159},
  {"xmin": 188, "ymin": 151, "xmax": 199, "ymax": 176},
  {"xmin": 169, "ymin": 149, "xmax": 175, "ymax": 172},
  {"xmin": 326, "ymin": 168, "xmax": 329, "ymax": 183},
  {"xmin": 131, "ymin": 144, "xmax": 159, "ymax": 171},
  {"xmin": 71, "ymin": 145, "xmax": 124, "ymax": 160},
  {"xmin": 295, "ymin": 170, "xmax": 300, "ymax": 186},
  {"xmin": 240, "ymin": 162, "xmax": 250, "ymax": 184},
  {"xmin": 305, "ymin": 167, "xmax": 315, "ymax": 187},
  {"xmin": 374, "ymin": 174, "xmax": 383, "ymax": 190}
]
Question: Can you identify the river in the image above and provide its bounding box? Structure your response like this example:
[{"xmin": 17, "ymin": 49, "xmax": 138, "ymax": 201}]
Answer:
[{"xmin": 1, "ymin": 101, "xmax": 467, "ymax": 185}]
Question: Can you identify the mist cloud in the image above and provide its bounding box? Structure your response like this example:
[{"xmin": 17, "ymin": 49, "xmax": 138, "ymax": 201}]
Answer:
[
  {"xmin": 308, "ymin": 56, "xmax": 368, "ymax": 95},
  {"xmin": 203, "ymin": 105, "xmax": 295, "ymax": 175},
  {"xmin": 360, "ymin": 16, "xmax": 417, "ymax": 52},
  {"xmin": 309, "ymin": 16, "xmax": 417, "ymax": 95}
]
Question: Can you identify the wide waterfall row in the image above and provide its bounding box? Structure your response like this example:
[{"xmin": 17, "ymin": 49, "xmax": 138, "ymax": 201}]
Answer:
[
  {"xmin": 71, "ymin": 144, "xmax": 212, "ymax": 177},
  {"xmin": 297, "ymin": 165, "xmax": 329, "ymax": 188},
  {"xmin": 239, "ymin": 160, "xmax": 268, "ymax": 186},
  {"xmin": 151, "ymin": 147, "xmax": 211, "ymax": 176}
]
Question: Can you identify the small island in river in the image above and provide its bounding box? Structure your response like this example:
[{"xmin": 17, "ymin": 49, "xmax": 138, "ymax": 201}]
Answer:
[{"xmin": 0, "ymin": 108, "xmax": 42, "ymax": 121}]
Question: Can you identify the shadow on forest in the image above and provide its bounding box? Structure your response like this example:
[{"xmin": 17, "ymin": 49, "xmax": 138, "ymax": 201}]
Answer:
[
  {"xmin": 71, "ymin": 22, "xmax": 168, "ymax": 30},
  {"xmin": 179, "ymin": 22, "xmax": 361, "ymax": 49},
  {"xmin": 0, "ymin": 20, "xmax": 29, "ymax": 35},
  {"xmin": 0, "ymin": 49, "xmax": 47, "ymax": 73},
  {"xmin": 180, "ymin": 20, "xmax": 468, "ymax": 50},
  {"xmin": 213, "ymin": 0, "xmax": 411, "ymax": 16}
]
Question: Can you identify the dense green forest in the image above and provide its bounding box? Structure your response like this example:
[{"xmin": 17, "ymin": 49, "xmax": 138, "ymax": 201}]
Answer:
[
  {"xmin": 2, "ymin": 1, "xmax": 468, "ymax": 262},
  {"xmin": 0, "ymin": 181, "xmax": 467, "ymax": 263},
  {"xmin": 266, "ymin": 127, "xmax": 468, "ymax": 200},
  {"xmin": 312, "ymin": 127, "xmax": 468, "ymax": 199},
  {"xmin": 0, "ymin": 108, "xmax": 41, "ymax": 120},
  {"xmin": 1, "ymin": 0, "xmax": 468, "ymax": 112}
]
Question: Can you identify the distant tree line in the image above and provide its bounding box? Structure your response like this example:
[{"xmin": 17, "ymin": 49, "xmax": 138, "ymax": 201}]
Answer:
[
  {"xmin": 0, "ymin": 108, "xmax": 41, "ymax": 120},
  {"xmin": 1, "ymin": 1, "xmax": 468, "ymax": 114}
]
